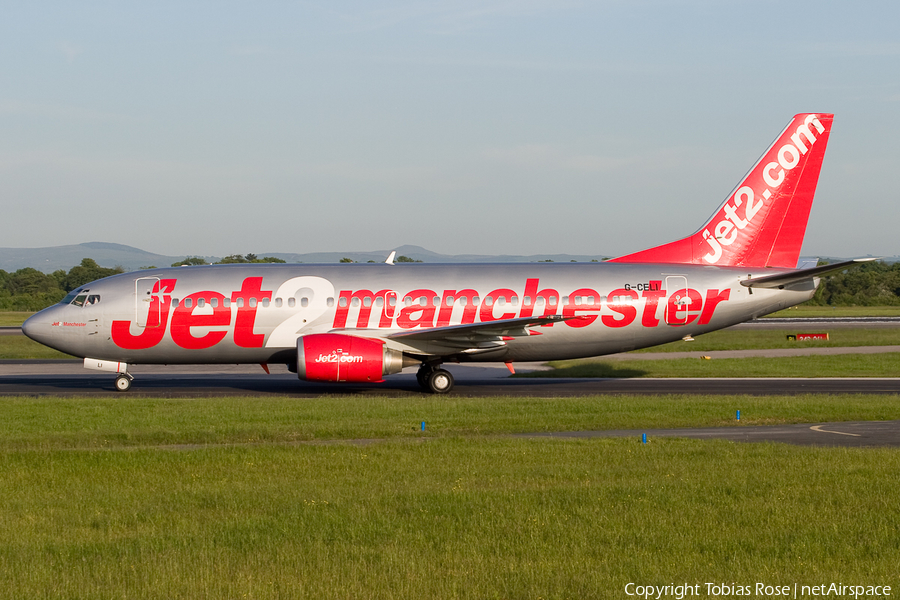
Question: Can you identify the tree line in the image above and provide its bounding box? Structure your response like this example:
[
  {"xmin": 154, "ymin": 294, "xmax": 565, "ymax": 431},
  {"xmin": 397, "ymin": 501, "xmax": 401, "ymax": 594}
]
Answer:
[{"xmin": 1, "ymin": 257, "xmax": 898, "ymax": 312}]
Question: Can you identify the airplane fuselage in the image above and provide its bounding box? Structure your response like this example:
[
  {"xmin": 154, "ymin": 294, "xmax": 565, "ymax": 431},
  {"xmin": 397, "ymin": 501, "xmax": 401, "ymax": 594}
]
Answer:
[{"xmin": 24, "ymin": 262, "xmax": 815, "ymax": 365}]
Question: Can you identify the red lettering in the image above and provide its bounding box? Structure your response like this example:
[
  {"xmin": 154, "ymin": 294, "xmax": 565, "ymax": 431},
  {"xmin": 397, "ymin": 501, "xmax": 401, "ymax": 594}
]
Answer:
[
  {"xmin": 519, "ymin": 278, "xmax": 560, "ymax": 324},
  {"xmin": 333, "ymin": 289, "xmax": 397, "ymax": 328},
  {"xmin": 641, "ymin": 281, "xmax": 665, "ymax": 327},
  {"xmin": 602, "ymin": 288, "xmax": 638, "ymax": 328},
  {"xmin": 665, "ymin": 288, "xmax": 703, "ymax": 326},
  {"xmin": 110, "ymin": 279, "xmax": 176, "ymax": 350},
  {"xmin": 231, "ymin": 277, "xmax": 272, "ymax": 348},
  {"xmin": 396, "ymin": 289, "xmax": 437, "ymax": 329},
  {"xmin": 171, "ymin": 292, "xmax": 231, "ymax": 349},
  {"xmin": 698, "ymin": 288, "xmax": 731, "ymax": 325},
  {"xmin": 480, "ymin": 288, "xmax": 517, "ymax": 322},
  {"xmin": 563, "ymin": 288, "xmax": 602, "ymax": 328},
  {"xmin": 441, "ymin": 289, "xmax": 480, "ymax": 325}
]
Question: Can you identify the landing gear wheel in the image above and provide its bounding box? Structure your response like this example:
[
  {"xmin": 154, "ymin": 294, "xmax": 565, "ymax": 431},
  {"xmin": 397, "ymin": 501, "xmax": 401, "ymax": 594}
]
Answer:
[
  {"xmin": 115, "ymin": 374, "xmax": 132, "ymax": 392},
  {"xmin": 416, "ymin": 365, "xmax": 435, "ymax": 390},
  {"xmin": 427, "ymin": 369, "xmax": 454, "ymax": 394}
]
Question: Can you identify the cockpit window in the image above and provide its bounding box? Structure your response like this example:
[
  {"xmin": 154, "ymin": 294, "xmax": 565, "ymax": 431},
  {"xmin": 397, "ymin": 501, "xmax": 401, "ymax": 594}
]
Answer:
[
  {"xmin": 62, "ymin": 288, "xmax": 99, "ymax": 308},
  {"xmin": 60, "ymin": 289, "xmax": 83, "ymax": 305}
]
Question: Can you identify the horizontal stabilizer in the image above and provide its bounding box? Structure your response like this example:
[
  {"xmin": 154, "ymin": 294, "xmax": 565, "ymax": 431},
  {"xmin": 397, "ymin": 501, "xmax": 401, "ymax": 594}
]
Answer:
[{"xmin": 740, "ymin": 258, "xmax": 876, "ymax": 289}]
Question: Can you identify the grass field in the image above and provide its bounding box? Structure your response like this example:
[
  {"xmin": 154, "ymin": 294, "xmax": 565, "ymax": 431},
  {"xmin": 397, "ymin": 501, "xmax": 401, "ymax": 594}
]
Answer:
[
  {"xmin": 523, "ymin": 352, "xmax": 900, "ymax": 378},
  {"xmin": 2, "ymin": 394, "xmax": 900, "ymax": 449},
  {"xmin": 0, "ymin": 335, "xmax": 74, "ymax": 359},
  {"xmin": 766, "ymin": 305, "xmax": 900, "ymax": 318},
  {"xmin": 632, "ymin": 327, "xmax": 900, "ymax": 353},
  {"xmin": 0, "ymin": 394, "xmax": 898, "ymax": 599},
  {"xmin": 0, "ymin": 311, "xmax": 33, "ymax": 326}
]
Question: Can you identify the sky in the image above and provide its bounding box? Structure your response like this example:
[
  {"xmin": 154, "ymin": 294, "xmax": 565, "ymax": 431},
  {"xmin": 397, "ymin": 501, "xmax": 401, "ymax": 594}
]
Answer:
[{"xmin": 2, "ymin": 1, "xmax": 898, "ymax": 259}]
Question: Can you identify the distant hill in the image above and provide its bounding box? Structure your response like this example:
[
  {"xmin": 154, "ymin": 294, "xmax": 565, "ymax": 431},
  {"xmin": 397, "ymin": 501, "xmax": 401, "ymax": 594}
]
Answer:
[
  {"xmin": 263, "ymin": 245, "xmax": 612, "ymax": 265},
  {"xmin": 0, "ymin": 242, "xmax": 891, "ymax": 273},
  {"xmin": 0, "ymin": 242, "xmax": 194, "ymax": 273},
  {"xmin": 0, "ymin": 243, "xmax": 613, "ymax": 273}
]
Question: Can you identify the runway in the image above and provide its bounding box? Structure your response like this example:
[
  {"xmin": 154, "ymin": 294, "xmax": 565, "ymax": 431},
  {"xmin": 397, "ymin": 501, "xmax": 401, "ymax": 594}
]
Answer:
[{"xmin": 2, "ymin": 360, "xmax": 900, "ymax": 397}]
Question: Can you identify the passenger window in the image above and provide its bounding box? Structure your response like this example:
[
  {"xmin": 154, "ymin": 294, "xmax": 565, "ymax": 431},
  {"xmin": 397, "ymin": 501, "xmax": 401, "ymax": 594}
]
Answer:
[
  {"xmin": 198, "ymin": 298, "xmax": 206, "ymax": 308},
  {"xmin": 172, "ymin": 298, "xmax": 180, "ymax": 308},
  {"xmin": 364, "ymin": 297, "xmax": 372, "ymax": 308},
  {"xmin": 184, "ymin": 298, "xmax": 193, "ymax": 308},
  {"xmin": 327, "ymin": 297, "xmax": 335, "ymax": 307},
  {"xmin": 288, "ymin": 297, "xmax": 296, "ymax": 308},
  {"xmin": 352, "ymin": 297, "xmax": 360, "ymax": 308},
  {"xmin": 223, "ymin": 298, "xmax": 230, "ymax": 308},
  {"xmin": 339, "ymin": 297, "xmax": 347, "ymax": 308},
  {"xmin": 275, "ymin": 298, "xmax": 283, "ymax": 308},
  {"xmin": 210, "ymin": 298, "xmax": 218, "ymax": 308},
  {"xmin": 262, "ymin": 298, "xmax": 270, "ymax": 308},
  {"xmin": 300, "ymin": 298, "xmax": 308, "ymax": 308},
  {"xmin": 249, "ymin": 298, "xmax": 257, "ymax": 308}
]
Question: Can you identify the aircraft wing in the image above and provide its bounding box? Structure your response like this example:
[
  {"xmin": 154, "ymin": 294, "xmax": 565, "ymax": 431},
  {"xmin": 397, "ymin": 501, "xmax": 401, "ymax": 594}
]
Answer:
[
  {"xmin": 387, "ymin": 315, "xmax": 578, "ymax": 341},
  {"xmin": 329, "ymin": 314, "xmax": 582, "ymax": 354},
  {"xmin": 740, "ymin": 258, "xmax": 876, "ymax": 289}
]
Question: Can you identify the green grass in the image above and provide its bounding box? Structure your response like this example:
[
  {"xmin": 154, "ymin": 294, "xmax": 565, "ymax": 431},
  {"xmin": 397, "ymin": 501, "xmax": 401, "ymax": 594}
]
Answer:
[
  {"xmin": 0, "ymin": 335, "xmax": 74, "ymax": 359},
  {"xmin": 2, "ymin": 439, "xmax": 899, "ymax": 599},
  {"xmin": 524, "ymin": 353, "xmax": 900, "ymax": 378},
  {"xmin": 632, "ymin": 327, "xmax": 900, "ymax": 353},
  {"xmin": 767, "ymin": 305, "xmax": 900, "ymax": 317},
  {"xmin": 1, "ymin": 394, "xmax": 899, "ymax": 451},
  {"xmin": 0, "ymin": 311, "xmax": 33, "ymax": 326},
  {"xmin": 0, "ymin": 394, "xmax": 898, "ymax": 598}
]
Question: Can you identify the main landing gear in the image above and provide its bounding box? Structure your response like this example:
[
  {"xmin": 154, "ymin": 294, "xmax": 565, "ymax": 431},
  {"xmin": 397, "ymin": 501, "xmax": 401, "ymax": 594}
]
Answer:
[{"xmin": 416, "ymin": 363, "xmax": 454, "ymax": 394}]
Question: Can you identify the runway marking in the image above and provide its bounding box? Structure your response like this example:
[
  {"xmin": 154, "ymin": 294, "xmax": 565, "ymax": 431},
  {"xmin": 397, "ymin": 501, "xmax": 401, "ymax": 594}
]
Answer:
[{"xmin": 810, "ymin": 425, "xmax": 861, "ymax": 437}]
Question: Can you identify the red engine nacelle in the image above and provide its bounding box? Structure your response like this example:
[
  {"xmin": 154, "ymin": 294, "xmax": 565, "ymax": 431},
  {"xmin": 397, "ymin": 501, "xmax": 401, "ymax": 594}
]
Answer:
[{"xmin": 296, "ymin": 333, "xmax": 408, "ymax": 383}]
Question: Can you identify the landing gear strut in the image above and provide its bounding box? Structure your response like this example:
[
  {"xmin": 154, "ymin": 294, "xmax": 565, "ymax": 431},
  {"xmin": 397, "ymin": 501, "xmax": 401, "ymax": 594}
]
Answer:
[
  {"xmin": 114, "ymin": 373, "xmax": 133, "ymax": 392},
  {"xmin": 416, "ymin": 364, "xmax": 454, "ymax": 394}
]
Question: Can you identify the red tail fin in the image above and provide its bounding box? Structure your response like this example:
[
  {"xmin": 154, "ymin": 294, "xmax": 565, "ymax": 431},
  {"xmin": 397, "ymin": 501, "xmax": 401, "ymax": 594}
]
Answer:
[{"xmin": 609, "ymin": 113, "xmax": 834, "ymax": 268}]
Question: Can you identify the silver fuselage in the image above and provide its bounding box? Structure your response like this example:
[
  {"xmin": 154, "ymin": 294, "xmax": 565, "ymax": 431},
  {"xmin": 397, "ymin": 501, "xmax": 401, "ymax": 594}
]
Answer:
[{"xmin": 23, "ymin": 262, "xmax": 816, "ymax": 365}]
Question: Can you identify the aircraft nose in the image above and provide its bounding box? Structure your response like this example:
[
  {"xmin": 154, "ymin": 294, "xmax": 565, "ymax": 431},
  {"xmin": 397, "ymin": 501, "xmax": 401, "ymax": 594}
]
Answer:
[{"xmin": 22, "ymin": 308, "xmax": 55, "ymax": 345}]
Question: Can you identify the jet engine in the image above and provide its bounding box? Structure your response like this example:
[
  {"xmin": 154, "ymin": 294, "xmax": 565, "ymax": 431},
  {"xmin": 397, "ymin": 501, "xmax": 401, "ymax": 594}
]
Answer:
[{"xmin": 296, "ymin": 333, "xmax": 414, "ymax": 382}]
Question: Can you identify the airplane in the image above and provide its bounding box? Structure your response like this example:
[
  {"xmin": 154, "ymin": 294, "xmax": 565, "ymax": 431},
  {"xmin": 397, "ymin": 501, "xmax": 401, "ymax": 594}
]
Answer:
[{"xmin": 23, "ymin": 113, "xmax": 869, "ymax": 393}]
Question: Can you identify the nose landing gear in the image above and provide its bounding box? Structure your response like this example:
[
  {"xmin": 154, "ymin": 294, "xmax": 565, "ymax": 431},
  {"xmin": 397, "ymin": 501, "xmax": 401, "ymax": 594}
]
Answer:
[{"xmin": 114, "ymin": 373, "xmax": 134, "ymax": 392}]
